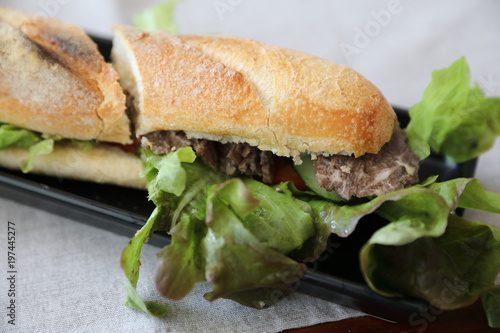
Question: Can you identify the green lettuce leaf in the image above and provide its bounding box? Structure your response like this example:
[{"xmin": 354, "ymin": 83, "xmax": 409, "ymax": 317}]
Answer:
[
  {"xmin": 481, "ymin": 288, "xmax": 500, "ymax": 328},
  {"xmin": 134, "ymin": 0, "xmax": 184, "ymax": 33},
  {"xmin": 202, "ymin": 179, "xmax": 307, "ymax": 307},
  {"xmin": 0, "ymin": 123, "xmax": 42, "ymax": 149},
  {"xmin": 145, "ymin": 147, "xmax": 197, "ymax": 196},
  {"xmin": 361, "ymin": 215, "xmax": 500, "ymax": 310},
  {"xmin": 406, "ymin": 57, "xmax": 500, "ymax": 162},
  {"xmin": 121, "ymin": 207, "xmax": 169, "ymax": 317},
  {"xmin": 238, "ymin": 180, "xmax": 315, "ymax": 255},
  {"xmin": 125, "ymin": 279, "xmax": 168, "ymax": 317},
  {"xmin": 427, "ymin": 178, "xmax": 500, "ymax": 214},
  {"xmin": 133, "ymin": 145, "xmax": 500, "ymax": 317},
  {"xmin": 140, "ymin": 147, "xmax": 227, "ymax": 226},
  {"xmin": 360, "ymin": 178, "xmax": 500, "ymax": 312},
  {"xmin": 131, "ymin": 149, "xmax": 318, "ymax": 310},
  {"xmin": 307, "ymin": 186, "xmax": 448, "ymax": 241},
  {"xmin": 124, "ymin": 147, "xmax": 223, "ymax": 309},
  {"xmin": 0, "ymin": 123, "xmax": 57, "ymax": 173},
  {"xmin": 19, "ymin": 139, "xmax": 54, "ymax": 173}
]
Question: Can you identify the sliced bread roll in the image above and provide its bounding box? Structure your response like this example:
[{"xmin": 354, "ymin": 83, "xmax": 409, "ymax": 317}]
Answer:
[
  {"xmin": 111, "ymin": 25, "xmax": 397, "ymax": 160},
  {"xmin": 0, "ymin": 6, "xmax": 131, "ymax": 144},
  {"xmin": 0, "ymin": 8, "xmax": 144, "ymax": 188}
]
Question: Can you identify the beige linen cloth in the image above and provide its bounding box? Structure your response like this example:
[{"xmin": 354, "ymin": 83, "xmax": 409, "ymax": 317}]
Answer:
[
  {"xmin": 0, "ymin": 197, "xmax": 363, "ymax": 332},
  {"xmin": 0, "ymin": 0, "xmax": 499, "ymax": 332}
]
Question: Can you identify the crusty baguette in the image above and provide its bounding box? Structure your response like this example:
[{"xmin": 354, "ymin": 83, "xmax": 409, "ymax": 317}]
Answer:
[
  {"xmin": 112, "ymin": 25, "xmax": 396, "ymax": 160},
  {"xmin": 0, "ymin": 143, "xmax": 146, "ymax": 189},
  {"xmin": 0, "ymin": 6, "xmax": 131, "ymax": 144}
]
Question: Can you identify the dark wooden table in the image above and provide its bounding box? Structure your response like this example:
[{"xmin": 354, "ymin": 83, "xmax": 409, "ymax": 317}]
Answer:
[{"xmin": 285, "ymin": 301, "xmax": 495, "ymax": 332}]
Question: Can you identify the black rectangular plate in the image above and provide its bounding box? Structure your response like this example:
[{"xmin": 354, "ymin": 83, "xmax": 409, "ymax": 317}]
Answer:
[{"xmin": 0, "ymin": 36, "xmax": 478, "ymax": 323}]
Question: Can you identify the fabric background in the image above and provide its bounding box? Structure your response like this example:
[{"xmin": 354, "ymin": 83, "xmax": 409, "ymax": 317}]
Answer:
[
  {"xmin": 0, "ymin": 0, "xmax": 499, "ymax": 332},
  {"xmin": 0, "ymin": 197, "xmax": 363, "ymax": 333}
]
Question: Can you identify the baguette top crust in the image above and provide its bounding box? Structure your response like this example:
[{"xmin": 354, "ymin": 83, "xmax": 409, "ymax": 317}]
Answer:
[
  {"xmin": 112, "ymin": 25, "xmax": 396, "ymax": 159},
  {"xmin": 0, "ymin": 7, "xmax": 131, "ymax": 144}
]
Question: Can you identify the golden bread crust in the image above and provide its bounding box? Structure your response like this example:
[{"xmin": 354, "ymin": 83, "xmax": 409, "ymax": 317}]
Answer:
[
  {"xmin": 0, "ymin": 143, "xmax": 146, "ymax": 189},
  {"xmin": 112, "ymin": 26, "xmax": 396, "ymax": 158},
  {"xmin": 181, "ymin": 35, "xmax": 397, "ymax": 157},
  {"xmin": 111, "ymin": 25, "xmax": 275, "ymax": 149},
  {"xmin": 0, "ymin": 7, "xmax": 131, "ymax": 144}
]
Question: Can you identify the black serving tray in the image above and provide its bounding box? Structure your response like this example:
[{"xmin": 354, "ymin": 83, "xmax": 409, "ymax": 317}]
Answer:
[{"xmin": 0, "ymin": 36, "xmax": 478, "ymax": 323}]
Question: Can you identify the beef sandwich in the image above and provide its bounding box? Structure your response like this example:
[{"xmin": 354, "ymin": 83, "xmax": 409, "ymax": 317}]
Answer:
[
  {"xmin": 0, "ymin": 7, "xmax": 145, "ymax": 188},
  {"xmin": 113, "ymin": 25, "xmax": 424, "ymax": 310},
  {"xmin": 111, "ymin": 25, "xmax": 419, "ymax": 199}
]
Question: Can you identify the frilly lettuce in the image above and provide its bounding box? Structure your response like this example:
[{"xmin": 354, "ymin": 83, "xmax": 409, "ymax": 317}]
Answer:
[
  {"xmin": 361, "ymin": 179, "xmax": 500, "ymax": 309},
  {"xmin": 406, "ymin": 57, "xmax": 500, "ymax": 163},
  {"xmin": 122, "ymin": 148, "xmax": 315, "ymax": 312},
  {"xmin": 122, "ymin": 146, "xmax": 500, "ymax": 326},
  {"xmin": 0, "ymin": 123, "xmax": 54, "ymax": 173}
]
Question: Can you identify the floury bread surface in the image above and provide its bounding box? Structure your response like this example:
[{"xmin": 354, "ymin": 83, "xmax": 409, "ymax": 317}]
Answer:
[
  {"xmin": 112, "ymin": 25, "xmax": 397, "ymax": 160},
  {"xmin": 0, "ymin": 7, "xmax": 144, "ymax": 189},
  {"xmin": 0, "ymin": 6, "xmax": 131, "ymax": 144}
]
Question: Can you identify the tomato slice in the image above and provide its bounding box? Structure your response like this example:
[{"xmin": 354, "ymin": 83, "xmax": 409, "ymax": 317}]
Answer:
[{"xmin": 273, "ymin": 157, "xmax": 309, "ymax": 191}]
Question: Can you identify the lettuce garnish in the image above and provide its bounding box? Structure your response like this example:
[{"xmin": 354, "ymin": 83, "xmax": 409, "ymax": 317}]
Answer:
[
  {"xmin": 122, "ymin": 148, "xmax": 314, "ymax": 312},
  {"xmin": 122, "ymin": 148, "xmax": 500, "ymax": 325},
  {"xmin": 0, "ymin": 123, "xmax": 55, "ymax": 173},
  {"xmin": 134, "ymin": 0, "xmax": 184, "ymax": 33},
  {"xmin": 406, "ymin": 57, "xmax": 500, "ymax": 162},
  {"xmin": 361, "ymin": 180, "xmax": 500, "ymax": 306},
  {"xmin": 482, "ymin": 289, "xmax": 500, "ymax": 328}
]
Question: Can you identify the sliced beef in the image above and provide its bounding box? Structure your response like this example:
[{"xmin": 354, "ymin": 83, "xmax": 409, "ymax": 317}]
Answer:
[
  {"xmin": 142, "ymin": 127, "xmax": 419, "ymax": 199},
  {"xmin": 142, "ymin": 131, "xmax": 191, "ymax": 154},
  {"xmin": 219, "ymin": 143, "xmax": 274, "ymax": 184},
  {"xmin": 192, "ymin": 139, "xmax": 218, "ymax": 170},
  {"xmin": 142, "ymin": 131, "xmax": 218, "ymax": 170},
  {"xmin": 141, "ymin": 131, "xmax": 274, "ymax": 183},
  {"xmin": 314, "ymin": 128, "xmax": 420, "ymax": 200}
]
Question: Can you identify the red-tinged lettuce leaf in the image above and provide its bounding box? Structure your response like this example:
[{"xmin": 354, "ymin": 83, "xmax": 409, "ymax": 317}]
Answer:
[
  {"xmin": 124, "ymin": 148, "xmax": 226, "ymax": 313},
  {"xmin": 361, "ymin": 214, "xmax": 500, "ymax": 311},
  {"xmin": 155, "ymin": 214, "xmax": 206, "ymax": 300},
  {"xmin": 203, "ymin": 237, "xmax": 306, "ymax": 309},
  {"xmin": 481, "ymin": 288, "xmax": 500, "ymax": 328},
  {"xmin": 142, "ymin": 150, "xmax": 314, "ymax": 309},
  {"xmin": 202, "ymin": 179, "xmax": 306, "ymax": 307},
  {"xmin": 132, "ymin": 146, "xmax": 500, "ymax": 321}
]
